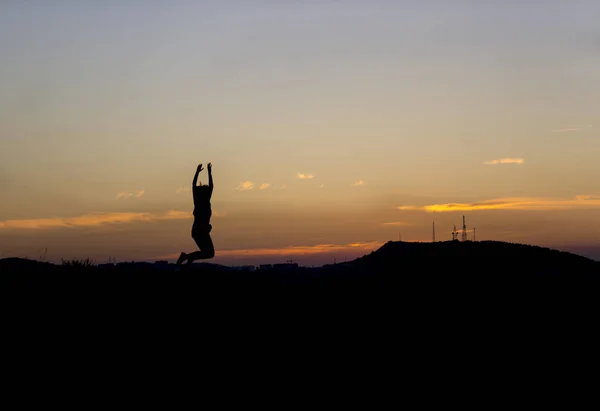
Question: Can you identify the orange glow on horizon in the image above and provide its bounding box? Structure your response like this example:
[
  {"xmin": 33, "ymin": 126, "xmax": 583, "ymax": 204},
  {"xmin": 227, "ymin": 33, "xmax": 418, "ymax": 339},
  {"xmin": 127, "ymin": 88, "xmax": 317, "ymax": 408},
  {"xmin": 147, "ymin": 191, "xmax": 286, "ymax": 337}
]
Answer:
[{"xmin": 155, "ymin": 241, "xmax": 384, "ymax": 261}]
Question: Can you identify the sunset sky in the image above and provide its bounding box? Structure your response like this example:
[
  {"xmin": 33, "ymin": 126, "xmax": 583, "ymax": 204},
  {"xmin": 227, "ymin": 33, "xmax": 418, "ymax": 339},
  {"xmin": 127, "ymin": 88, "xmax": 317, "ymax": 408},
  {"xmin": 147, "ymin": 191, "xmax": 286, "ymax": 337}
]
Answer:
[{"xmin": 1, "ymin": 1, "xmax": 600, "ymax": 265}]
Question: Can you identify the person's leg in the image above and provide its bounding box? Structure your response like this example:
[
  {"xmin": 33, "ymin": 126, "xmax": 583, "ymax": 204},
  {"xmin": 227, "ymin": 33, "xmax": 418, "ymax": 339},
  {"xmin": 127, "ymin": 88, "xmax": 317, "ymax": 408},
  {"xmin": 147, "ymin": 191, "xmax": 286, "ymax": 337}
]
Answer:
[
  {"xmin": 185, "ymin": 231, "xmax": 215, "ymax": 263},
  {"xmin": 176, "ymin": 252, "xmax": 187, "ymax": 265},
  {"xmin": 176, "ymin": 223, "xmax": 212, "ymax": 265}
]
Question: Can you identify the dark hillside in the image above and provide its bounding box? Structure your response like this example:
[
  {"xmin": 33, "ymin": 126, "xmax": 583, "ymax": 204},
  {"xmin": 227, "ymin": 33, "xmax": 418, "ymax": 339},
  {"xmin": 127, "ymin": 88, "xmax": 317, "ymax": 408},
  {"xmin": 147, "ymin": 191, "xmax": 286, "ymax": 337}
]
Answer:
[
  {"xmin": 318, "ymin": 241, "xmax": 600, "ymax": 302},
  {"xmin": 340, "ymin": 240, "xmax": 597, "ymax": 272},
  {"xmin": 2, "ymin": 241, "xmax": 600, "ymax": 317}
]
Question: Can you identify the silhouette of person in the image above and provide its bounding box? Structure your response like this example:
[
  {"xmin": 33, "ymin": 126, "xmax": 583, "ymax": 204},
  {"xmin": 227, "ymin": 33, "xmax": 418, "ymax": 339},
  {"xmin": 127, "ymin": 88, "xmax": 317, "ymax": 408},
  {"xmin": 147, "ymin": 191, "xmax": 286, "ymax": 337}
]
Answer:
[{"xmin": 177, "ymin": 163, "xmax": 215, "ymax": 265}]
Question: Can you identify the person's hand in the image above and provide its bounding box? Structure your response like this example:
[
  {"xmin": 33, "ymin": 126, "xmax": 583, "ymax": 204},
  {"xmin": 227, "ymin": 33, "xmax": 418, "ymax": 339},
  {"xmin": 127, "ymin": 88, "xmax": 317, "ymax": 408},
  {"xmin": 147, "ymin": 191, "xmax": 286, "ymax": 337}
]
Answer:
[
  {"xmin": 207, "ymin": 163, "xmax": 212, "ymax": 172},
  {"xmin": 197, "ymin": 164, "xmax": 204, "ymax": 172}
]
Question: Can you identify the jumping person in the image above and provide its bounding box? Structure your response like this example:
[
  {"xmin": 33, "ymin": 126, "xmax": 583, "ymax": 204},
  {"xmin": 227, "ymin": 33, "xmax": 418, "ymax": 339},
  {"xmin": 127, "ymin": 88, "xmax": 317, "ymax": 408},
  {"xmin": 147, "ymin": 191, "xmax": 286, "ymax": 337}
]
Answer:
[{"xmin": 177, "ymin": 162, "xmax": 215, "ymax": 265}]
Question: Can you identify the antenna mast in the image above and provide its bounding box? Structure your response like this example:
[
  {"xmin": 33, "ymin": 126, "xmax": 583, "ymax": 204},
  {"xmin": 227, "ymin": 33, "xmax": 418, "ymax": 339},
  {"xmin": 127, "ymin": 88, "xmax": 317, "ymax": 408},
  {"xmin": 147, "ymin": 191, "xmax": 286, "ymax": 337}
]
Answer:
[
  {"xmin": 452, "ymin": 225, "xmax": 457, "ymax": 241},
  {"xmin": 432, "ymin": 222, "xmax": 436, "ymax": 242},
  {"xmin": 473, "ymin": 227, "xmax": 476, "ymax": 241},
  {"xmin": 462, "ymin": 215, "xmax": 467, "ymax": 242}
]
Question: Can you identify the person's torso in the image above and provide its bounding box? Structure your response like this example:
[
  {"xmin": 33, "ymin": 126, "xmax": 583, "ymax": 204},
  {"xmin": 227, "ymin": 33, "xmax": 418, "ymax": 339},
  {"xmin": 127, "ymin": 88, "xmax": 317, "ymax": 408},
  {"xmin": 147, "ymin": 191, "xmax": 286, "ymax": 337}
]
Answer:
[{"xmin": 193, "ymin": 188, "xmax": 212, "ymax": 218}]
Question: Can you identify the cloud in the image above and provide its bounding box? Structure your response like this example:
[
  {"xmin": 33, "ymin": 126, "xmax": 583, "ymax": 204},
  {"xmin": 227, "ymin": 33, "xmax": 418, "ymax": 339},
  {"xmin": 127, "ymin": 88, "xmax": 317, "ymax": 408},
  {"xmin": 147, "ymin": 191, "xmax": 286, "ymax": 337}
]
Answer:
[
  {"xmin": 574, "ymin": 195, "xmax": 600, "ymax": 201},
  {"xmin": 157, "ymin": 241, "xmax": 384, "ymax": 261},
  {"xmin": 296, "ymin": 172, "xmax": 315, "ymax": 179},
  {"xmin": 397, "ymin": 195, "xmax": 600, "ymax": 213},
  {"xmin": 0, "ymin": 209, "xmax": 226, "ymax": 230},
  {"xmin": 319, "ymin": 184, "xmax": 324, "ymax": 189},
  {"xmin": 381, "ymin": 222, "xmax": 411, "ymax": 226},
  {"xmin": 176, "ymin": 186, "xmax": 190, "ymax": 194},
  {"xmin": 236, "ymin": 181, "xmax": 254, "ymax": 191},
  {"xmin": 551, "ymin": 125, "xmax": 592, "ymax": 133},
  {"xmin": 116, "ymin": 189, "xmax": 145, "ymax": 199},
  {"xmin": 396, "ymin": 206, "xmax": 421, "ymax": 211},
  {"xmin": 352, "ymin": 179, "xmax": 365, "ymax": 186},
  {"xmin": 0, "ymin": 209, "xmax": 201, "ymax": 230},
  {"xmin": 259, "ymin": 183, "xmax": 271, "ymax": 190},
  {"xmin": 279, "ymin": 184, "xmax": 287, "ymax": 190},
  {"xmin": 484, "ymin": 158, "xmax": 524, "ymax": 165}
]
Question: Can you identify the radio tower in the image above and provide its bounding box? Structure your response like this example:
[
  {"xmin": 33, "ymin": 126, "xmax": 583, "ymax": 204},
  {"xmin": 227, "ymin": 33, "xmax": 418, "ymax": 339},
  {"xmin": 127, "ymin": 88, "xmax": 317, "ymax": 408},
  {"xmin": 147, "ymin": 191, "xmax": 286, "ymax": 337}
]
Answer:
[
  {"xmin": 452, "ymin": 225, "xmax": 457, "ymax": 241},
  {"xmin": 432, "ymin": 222, "xmax": 436, "ymax": 242},
  {"xmin": 473, "ymin": 227, "xmax": 476, "ymax": 241},
  {"xmin": 461, "ymin": 215, "xmax": 467, "ymax": 242}
]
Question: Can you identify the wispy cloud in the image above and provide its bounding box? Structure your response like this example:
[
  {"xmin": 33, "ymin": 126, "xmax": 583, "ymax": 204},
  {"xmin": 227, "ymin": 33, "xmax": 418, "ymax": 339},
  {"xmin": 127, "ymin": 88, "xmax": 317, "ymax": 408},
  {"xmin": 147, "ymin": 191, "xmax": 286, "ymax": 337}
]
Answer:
[
  {"xmin": 259, "ymin": 183, "xmax": 271, "ymax": 190},
  {"xmin": 279, "ymin": 184, "xmax": 287, "ymax": 190},
  {"xmin": 484, "ymin": 158, "xmax": 524, "ymax": 165},
  {"xmin": 352, "ymin": 179, "xmax": 365, "ymax": 186},
  {"xmin": 397, "ymin": 206, "xmax": 421, "ymax": 211},
  {"xmin": 157, "ymin": 241, "xmax": 383, "ymax": 261},
  {"xmin": 397, "ymin": 195, "xmax": 600, "ymax": 213},
  {"xmin": 574, "ymin": 195, "xmax": 600, "ymax": 201},
  {"xmin": 296, "ymin": 172, "xmax": 315, "ymax": 179},
  {"xmin": 319, "ymin": 184, "xmax": 324, "ymax": 189},
  {"xmin": 236, "ymin": 181, "xmax": 254, "ymax": 191},
  {"xmin": 381, "ymin": 222, "xmax": 411, "ymax": 226},
  {"xmin": 116, "ymin": 189, "xmax": 145, "ymax": 199},
  {"xmin": 176, "ymin": 185, "xmax": 190, "ymax": 194},
  {"xmin": 551, "ymin": 125, "xmax": 592, "ymax": 133},
  {"xmin": 0, "ymin": 209, "xmax": 199, "ymax": 230}
]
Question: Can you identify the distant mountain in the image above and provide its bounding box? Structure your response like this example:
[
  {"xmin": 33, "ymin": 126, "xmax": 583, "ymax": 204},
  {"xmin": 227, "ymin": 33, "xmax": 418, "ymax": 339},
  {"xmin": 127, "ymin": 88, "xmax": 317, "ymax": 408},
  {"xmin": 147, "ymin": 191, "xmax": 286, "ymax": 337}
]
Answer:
[
  {"xmin": 310, "ymin": 240, "xmax": 600, "ymax": 311},
  {"xmin": 322, "ymin": 240, "xmax": 599, "ymax": 274}
]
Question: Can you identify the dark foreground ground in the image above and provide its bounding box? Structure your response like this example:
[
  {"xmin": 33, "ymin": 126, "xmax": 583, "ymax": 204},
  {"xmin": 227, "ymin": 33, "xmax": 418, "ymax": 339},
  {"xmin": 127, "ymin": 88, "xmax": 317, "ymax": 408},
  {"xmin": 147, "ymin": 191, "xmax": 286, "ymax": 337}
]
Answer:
[
  {"xmin": 3, "ymin": 240, "xmax": 600, "ymax": 366},
  {"xmin": 4, "ymin": 240, "xmax": 596, "ymax": 394},
  {"xmin": 3, "ymin": 241, "xmax": 600, "ymax": 311}
]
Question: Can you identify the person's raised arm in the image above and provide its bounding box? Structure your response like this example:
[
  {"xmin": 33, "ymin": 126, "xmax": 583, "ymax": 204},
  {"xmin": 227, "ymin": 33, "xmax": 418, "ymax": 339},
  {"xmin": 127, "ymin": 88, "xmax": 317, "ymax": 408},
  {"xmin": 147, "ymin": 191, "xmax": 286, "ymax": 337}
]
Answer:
[
  {"xmin": 208, "ymin": 163, "xmax": 214, "ymax": 194},
  {"xmin": 193, "ymin": 164, "xmax": 203, "ymax": 187}
]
